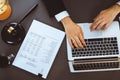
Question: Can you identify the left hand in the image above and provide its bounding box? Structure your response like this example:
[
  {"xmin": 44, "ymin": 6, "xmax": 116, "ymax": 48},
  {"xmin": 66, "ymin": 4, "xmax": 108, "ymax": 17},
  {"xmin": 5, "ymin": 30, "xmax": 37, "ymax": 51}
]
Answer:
[{"xmin": 90, "ymin": 4, "xmax": 120, "ymax": 31}]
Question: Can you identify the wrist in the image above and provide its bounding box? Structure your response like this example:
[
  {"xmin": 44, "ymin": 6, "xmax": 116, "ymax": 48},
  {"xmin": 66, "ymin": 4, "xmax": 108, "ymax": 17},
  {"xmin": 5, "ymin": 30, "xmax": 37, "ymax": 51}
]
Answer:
[
  {"xmin": 61, "ymin": 16, "xmax": 73, "ymax": 28},
  {"xmin": 113, "ymin": 4, "xmax": 120, "ymax": 14}
]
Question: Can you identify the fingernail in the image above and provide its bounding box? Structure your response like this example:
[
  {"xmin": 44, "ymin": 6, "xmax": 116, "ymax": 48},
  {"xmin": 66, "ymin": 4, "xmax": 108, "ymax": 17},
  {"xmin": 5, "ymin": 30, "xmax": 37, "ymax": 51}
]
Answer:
[
  {"xmin": 81, "ymin": 45, "xmax": 84, "ymax": 48},
  {"xmin": 84, "ymin": 43, "xmax": 86, "ymax": 46},
  {"xmin": 84, "ymin": 41, "xmax": 86, "ymax": 46}
]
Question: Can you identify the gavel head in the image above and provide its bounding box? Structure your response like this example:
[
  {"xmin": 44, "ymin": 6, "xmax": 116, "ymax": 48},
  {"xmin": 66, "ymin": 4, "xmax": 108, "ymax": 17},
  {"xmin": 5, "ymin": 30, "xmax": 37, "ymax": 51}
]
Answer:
[
  {"xmin": 0, "ymin": 0, "xmax": 12, "ymax": 20},
  {"xmin": 1, "ymin": 22, "xmax": 25, "ymax": 45}
]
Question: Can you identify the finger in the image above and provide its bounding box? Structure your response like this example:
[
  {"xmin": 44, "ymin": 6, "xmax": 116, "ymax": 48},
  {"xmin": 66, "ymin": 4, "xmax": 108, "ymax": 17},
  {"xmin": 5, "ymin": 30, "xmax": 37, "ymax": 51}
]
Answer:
[
  {"xmin": 96, "ymin": 21, "xmax": 106, "ymax": 30},
  {"xmin": 68, "ymin": 38, "xmax": 74, "ymax": 48},
  {"xmin": 76, "ymin": 26, "xmax": 86, "ymax": 47},
  {"xmin": 91, "ymin": 14, "xmax": 104, "ymax": 31},
  {"xmin": 74, "ymin": 36, "xmax": 83, "ymax": 48},
  {"xmin": 71, "ymin": 38, "xmax": 79, "ymax": 48},
  {"xmin": 78, "ymin": 34, "xmax": 86, "ymax": 47},
  {"xmin": 90, "ymin": 20, "xmax": 101, "ymax": 31},
  {"xmin": 94, "ymin": 15, "xmax": 102, "ymax": 21},
  {"xmin": 93, "ymin": 12, "xmax": 104, "ymax": 21},
  {"xmin": 101, "ymin": 23, "xmax": 111, "ymax": 30}
]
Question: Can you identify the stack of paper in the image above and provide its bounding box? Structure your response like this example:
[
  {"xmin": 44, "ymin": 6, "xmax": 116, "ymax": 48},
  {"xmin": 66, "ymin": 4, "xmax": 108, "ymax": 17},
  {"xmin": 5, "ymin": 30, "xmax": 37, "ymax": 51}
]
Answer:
[{"xmin": 12, "ymin": 20, "xmax": 65, "ymax": 79}]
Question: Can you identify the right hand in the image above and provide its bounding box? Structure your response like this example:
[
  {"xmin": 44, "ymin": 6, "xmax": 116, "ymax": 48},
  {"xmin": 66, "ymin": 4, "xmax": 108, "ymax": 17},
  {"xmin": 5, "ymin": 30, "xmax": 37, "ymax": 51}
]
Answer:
[{"xmin": 61, "ymin": 16, "xmax": 86, "ymax": 48}]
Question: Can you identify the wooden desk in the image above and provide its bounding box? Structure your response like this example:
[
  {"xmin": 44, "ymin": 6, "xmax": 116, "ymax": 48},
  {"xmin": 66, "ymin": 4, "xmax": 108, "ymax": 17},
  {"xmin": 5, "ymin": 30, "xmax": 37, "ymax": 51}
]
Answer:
[{"xmin": 0, "ymin": 0, "xmax": 120, "ymax": 80}]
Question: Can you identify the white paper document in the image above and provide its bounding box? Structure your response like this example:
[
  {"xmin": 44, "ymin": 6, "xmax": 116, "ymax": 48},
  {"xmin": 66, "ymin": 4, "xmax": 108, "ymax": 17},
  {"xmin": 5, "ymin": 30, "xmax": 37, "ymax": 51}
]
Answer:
[{"xmin": 12, "ymin": 20, "xmax": 65, "ymax": 79}]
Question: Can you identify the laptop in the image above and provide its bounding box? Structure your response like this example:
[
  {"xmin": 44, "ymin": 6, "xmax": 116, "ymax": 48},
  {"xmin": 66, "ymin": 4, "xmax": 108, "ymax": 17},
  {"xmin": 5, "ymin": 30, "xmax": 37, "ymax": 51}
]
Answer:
[{"xmin": 67, "ymin": 21, "xmax": 120, "ymax": 72}]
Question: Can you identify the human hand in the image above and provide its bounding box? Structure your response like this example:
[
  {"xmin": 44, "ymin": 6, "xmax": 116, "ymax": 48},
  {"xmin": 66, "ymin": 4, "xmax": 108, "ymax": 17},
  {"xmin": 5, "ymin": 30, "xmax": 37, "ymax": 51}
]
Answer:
[
  {"xmin": 61, "ymin": 16, "xmax": 86, "ymax": 48},
  {"xmin": 90, "ymin": 4, "xmax": 120, "ymax": 31}
]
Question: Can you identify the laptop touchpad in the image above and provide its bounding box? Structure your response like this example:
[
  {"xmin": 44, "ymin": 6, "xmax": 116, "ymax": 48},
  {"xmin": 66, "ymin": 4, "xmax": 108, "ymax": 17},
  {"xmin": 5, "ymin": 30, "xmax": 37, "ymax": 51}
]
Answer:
[{"xmin": 78, "ymin": 23, "xmax": 102, "ymax": 39}]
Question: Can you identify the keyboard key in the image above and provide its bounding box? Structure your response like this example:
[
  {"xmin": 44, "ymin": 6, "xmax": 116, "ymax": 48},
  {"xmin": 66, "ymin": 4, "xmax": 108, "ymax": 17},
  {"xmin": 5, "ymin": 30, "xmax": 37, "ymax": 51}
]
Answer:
[
  {"xmin": 72, "ymin": 37, "xmax": 119, "ymax": 57},
  {"xmin": 73, "ymin": 61, "xmax": 119, "ymax": 70}
]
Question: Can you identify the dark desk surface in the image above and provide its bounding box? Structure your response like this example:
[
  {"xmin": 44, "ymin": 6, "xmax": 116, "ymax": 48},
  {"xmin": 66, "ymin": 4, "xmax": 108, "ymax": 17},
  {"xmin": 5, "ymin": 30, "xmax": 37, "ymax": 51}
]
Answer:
[{"xmin": 0, "ymin": 0, "xmax": 120, "ymax": 80}]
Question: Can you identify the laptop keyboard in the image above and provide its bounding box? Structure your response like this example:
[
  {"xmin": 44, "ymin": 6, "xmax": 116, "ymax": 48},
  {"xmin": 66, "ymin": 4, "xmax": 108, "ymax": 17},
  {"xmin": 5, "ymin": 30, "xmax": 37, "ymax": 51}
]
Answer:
[
  {"xmin": 73, "ymin": 61, "xmax": 119, "ymax": 70},
  {"xmin": 72, "ymin": 37, "xmax": 119, "ymax": 57}
]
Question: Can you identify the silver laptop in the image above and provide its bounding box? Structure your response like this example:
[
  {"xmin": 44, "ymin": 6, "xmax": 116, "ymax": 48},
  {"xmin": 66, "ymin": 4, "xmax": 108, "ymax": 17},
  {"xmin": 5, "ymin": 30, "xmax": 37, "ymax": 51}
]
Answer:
[{"xmin": 67, "ymin": 21, "xmax": 120, "ymax": 72}]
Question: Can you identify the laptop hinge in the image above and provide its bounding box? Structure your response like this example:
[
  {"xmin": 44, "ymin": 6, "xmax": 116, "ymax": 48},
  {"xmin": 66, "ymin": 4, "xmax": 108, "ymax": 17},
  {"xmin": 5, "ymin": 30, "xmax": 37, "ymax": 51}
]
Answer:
[{"xmin": 73, "ymin": 57, "xmax": 119, "ymax": 63}]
